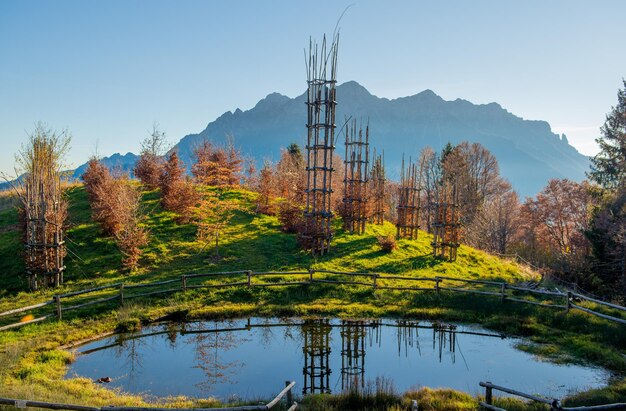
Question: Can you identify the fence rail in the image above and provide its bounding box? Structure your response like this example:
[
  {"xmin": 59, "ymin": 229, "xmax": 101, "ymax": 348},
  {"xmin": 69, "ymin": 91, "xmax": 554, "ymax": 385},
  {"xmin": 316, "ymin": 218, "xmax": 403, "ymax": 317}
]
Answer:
[
  {"xmin": 0, "ymin": 381, "xmax": 297, "ymax": 411},
  {"xmin": 479, "ymin": 381, "xmax": 626, "ymax": 410},
  {"xmin": 1, "ymin": 269, "xmax": 626, "ymax": 332}
]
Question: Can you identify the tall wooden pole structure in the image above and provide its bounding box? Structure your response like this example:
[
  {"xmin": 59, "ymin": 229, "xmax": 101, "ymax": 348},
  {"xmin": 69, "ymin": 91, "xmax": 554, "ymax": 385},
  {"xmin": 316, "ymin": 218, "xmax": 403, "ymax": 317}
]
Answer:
[
  {"xmin": 369, "ymin": 150, "xmax": 386, "ymax": 225},
  {"xmin": 19, "ymin": 133, "xmax": 67, "ymax": 291},
  {"xmin": 432, "ymin": 173, "xmax": 461, "ymax": 261},
  {"xmin": 342, "ymin": 119, "xmax": 369, "ymax": 234},
  {"xmin": 396, "ymin": 155, "xmax": 421, "ymax": 239},
  {"xmin": 302, "ymin": 35, "xmax": 339, "ymax": 255}
]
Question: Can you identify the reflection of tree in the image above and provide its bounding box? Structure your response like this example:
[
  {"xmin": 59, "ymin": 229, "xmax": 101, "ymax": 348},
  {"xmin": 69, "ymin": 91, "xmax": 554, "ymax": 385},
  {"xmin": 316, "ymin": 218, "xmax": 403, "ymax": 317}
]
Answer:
[
  {"xmin": 166, "ymin": 324, "xmax": 178, "ymax": 348},
  {"xmin": 259, "ymin": 318, "xmax": 276, "ymax": 348},
  {"xmin": 114, "ymin": 335, "xmax": 147, "ymax": 392},
  {"xmin": 189, "ymin": 321, "xmax": 250, "ymax": 394}
]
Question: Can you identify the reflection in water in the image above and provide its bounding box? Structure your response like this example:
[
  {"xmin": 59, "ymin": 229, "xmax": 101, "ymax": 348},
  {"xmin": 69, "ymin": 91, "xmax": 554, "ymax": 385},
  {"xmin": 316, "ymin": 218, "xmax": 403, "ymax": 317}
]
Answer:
[
  {"xmin": 301, "ymin": 319, "xmax": 461, "ymax": 394},
  {"xmin": 340, "ymin": 320, "xmax": 367, "ymax": 391},
  {"xmin": 302, "ymin": 319, "xmax": 332, "ymax": 394},
  {"xmin": 113, "ymin": 335, "xmax": 147, "ymax": 392},
  {"xmin": 185, "ymin": 320, "xmax": 251, "ymax": 393},
  {"xmin": 68, "ymin": 318, "xmax": 608, "ymax": 401}
]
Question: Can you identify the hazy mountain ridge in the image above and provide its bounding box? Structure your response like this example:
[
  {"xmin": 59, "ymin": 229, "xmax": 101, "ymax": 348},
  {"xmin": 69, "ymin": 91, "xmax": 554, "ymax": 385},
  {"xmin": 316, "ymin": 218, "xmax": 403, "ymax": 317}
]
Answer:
[
  {"xmin": 174, "ymin": 81, "xmax": 588, "ymax": 196},
  {"xmin": 4, "ymin": 81, "xmax": 587, "ymax": 196}
]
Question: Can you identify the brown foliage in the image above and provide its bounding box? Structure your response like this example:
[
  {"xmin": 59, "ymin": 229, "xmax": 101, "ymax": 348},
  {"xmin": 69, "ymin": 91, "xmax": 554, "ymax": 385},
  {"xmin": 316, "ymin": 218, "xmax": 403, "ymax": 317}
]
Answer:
[
  {"xmin": 83, "ymin": 159, "xmax": 149, "ymax": 269},
  {"xmin": 255, "ymin": 160, "xmax": 277, "ymax": 215},
  {"xmin": 163, "ymin": 180, "xmax": 199, "ymax": 224},
  {"xmin": 134, "ymin": 125, "xmax": 167, "ymax": 188},
  {"xmin": 275, "ymin": 145, "xmax": 306, "ymax": 204},
  {"xmin": 192, "ymin": 138, "xmax": 243, "ymax": 187},
  {"xmin": 159, "ymin": 151, "xmax": 198, "ymax": 223},
  {"xmin": 82, "ymin": 158, "xmax": 111, "ymax": 202},
  {"xmin": 377, "ymin": 235, "xmax": 397, "ymax": 253},
  {"xmin": 517, "ymin": 179, "xmax": 593, "ymax": 274},
  {"xmin": 195, "ymin": 190, "xmax": 241, "ymax": 258},
  {"xmin": 112, "ymin": 183, "xmax": 149, "ymax": 270},
  {"xmin": 466, "ymin": 185, "xmax": 520, "ymax": 254},
  {"xmin": 277, "ymin": 200, "xmax": 304, "ymax": 233},
  {"xmin": 89, "ymin": 172, "xmax": 124, "ymax": 236},
  {"xmin": 134, "ymin": 153, "xmax": 162, "ymax": 188},
  {"xmin": 8, "ymin": 124, "xmax": 70, "ymax": 289}
]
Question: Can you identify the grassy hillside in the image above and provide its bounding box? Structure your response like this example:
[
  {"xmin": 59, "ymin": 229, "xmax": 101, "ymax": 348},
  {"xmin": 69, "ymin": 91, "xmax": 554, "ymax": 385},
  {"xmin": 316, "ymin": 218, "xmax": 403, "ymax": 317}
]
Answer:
[{"xmin": 0, "ymin": 185, "xmax": 531, "ymax": 298}]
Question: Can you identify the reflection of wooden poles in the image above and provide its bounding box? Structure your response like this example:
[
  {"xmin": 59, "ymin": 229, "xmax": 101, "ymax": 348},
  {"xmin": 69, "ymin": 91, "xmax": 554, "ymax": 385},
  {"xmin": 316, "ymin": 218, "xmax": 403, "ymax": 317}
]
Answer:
[
  {"xmin": 302, "ymin": 319, "xmax": 332, "ymax": 394},
  {"xmin": 302, "ymin": 35, "xmax": 339, "ymax": 255},
  {"xmin": 396, "ymin": 155, "xmax": 421, "ymax": 239},
  {"xmin": 340, "ymin": 320, "xmax": 366, "ymax": 390},
  {"xmin": 342, "ymin": 120, "xmax": 370, "ymax": 234}
]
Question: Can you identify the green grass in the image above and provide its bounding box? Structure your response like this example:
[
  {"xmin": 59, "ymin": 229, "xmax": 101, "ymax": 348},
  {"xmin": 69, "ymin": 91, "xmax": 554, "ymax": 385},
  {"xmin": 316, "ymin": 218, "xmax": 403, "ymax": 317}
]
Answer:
[
  {"xmin": 0, "ymin": 185, "xmax": 624, "ymax": 410},
  {"xmin": 0, "ymin": 185, "xmax": 530, "ymax": 296}
]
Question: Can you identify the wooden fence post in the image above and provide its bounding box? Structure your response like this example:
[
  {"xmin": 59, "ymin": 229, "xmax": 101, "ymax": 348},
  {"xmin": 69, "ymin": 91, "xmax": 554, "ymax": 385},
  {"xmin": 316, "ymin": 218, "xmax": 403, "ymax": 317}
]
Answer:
[
  {"xmin": 373, "ymin": 273, "xmax": 377, "ymax": 290},
  {"xmin": 119, "ymin": 284, "xmax": 125, "ymax": 307},
  {"xmin": 285, "ymin": 381, "xmax": 293, "ymax": 407},
  {"xmin": 500, "ymin": 283, "xmax": 506, "ymax": 303},
  {"xmin": 566, "ymin": 291, "xmax": 572, "ymax": 313},
  {"xmin": 247, "ymin": 270, "xmax": 252, "ymax": 287},
  {"xmin": 309, "ymin": 268, "xmax": 314, "ymax": 283},
  {"xmin": 485, "ymin": 381, "xmax": 493, "ymax": 405},
  {"xmin": 181, "ymin": 275, "xmax": 187, "ymax": 292},
  {"xmin": 435, "ymin": 277, "xmax": 440, "ymax": 296},
  {"xmin": 54, "ymin": 295, "xmax": 62, "ymax": 320}
]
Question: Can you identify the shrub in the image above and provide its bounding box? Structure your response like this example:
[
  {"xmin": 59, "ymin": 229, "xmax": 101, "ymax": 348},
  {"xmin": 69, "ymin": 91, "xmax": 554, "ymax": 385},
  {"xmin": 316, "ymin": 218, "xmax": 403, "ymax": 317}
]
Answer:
[
  {"xmin": 377, "ymin": 235, "xmax": 397, "ymax": 253},
  {"xmin": 278, "ymin": 200, "xmax": 303, "ymax": 233}
]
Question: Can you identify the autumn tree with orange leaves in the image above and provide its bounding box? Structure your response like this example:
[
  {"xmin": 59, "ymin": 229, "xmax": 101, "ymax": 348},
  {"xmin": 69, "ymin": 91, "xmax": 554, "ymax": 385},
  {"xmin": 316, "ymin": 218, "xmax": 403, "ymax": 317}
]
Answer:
[
  {"xmin": 134, "ymin": 125, "xmax": 168, "ymax": 188},
  {"xmin": 192, "ymin": 138, "xmax": 243, "ymax": 187},
  {"xmin": 518, "ymin": 179, "xmax": 593, "ymax": 275},
  {"xmin": 159, "ymin": 151, "xmax": 199, "ymax": 223}
]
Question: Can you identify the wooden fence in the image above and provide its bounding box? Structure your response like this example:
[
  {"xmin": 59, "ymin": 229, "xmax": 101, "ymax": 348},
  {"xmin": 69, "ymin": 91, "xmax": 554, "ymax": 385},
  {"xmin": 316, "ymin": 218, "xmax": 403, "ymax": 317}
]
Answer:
[
  {"xmin": 1, "ymin": 269, "xmax": 626, "ymax": 332},
  {"xmin": 0, "ymin": 381, "xmax": 297, "ymax": 411},
  {"xmin": 479, "ymin": 381, "xmax": 626, "ymax": 410}
]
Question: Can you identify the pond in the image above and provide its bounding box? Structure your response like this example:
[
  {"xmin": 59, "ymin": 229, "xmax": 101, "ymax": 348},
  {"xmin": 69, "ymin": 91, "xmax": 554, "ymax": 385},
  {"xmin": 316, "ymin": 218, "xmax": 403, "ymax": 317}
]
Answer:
[{"xmin": 67, "ymin": 318, "xmax": 608, "ymax": 401}]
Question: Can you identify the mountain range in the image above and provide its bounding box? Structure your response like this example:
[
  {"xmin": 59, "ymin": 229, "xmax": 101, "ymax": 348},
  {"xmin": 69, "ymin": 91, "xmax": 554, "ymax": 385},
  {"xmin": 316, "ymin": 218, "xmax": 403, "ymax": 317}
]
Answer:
[
  {"xmin": 173, "ymin": 80, "xmax": 589, "ymax": 197},
  {"xmin": 2, "ymin": 81, "xmax": 590, "ymax": 197}
]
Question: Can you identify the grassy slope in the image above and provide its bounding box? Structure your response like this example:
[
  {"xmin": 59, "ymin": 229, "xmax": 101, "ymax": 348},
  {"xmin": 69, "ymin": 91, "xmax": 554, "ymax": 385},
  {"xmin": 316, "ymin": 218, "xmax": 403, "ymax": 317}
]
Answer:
[
  {"xmin": 0, "ymin": 186, "xmax": 528, "ymax": 297},
  {"xmin": 0, "ymin": 186, "xmax": 624, "ymax": 410}
]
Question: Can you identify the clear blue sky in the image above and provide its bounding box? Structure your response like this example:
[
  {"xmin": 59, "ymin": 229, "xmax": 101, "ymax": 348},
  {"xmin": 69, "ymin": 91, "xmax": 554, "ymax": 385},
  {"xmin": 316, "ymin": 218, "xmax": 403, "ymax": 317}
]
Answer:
[{"xmin": 1, "ymin": 0, "xmax": 625, "ymax": 175}]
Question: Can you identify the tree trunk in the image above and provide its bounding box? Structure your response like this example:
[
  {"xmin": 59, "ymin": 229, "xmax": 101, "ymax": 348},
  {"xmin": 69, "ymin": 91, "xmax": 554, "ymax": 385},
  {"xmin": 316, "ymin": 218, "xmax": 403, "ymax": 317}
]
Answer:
[{"xmin": 214, "ymin": 231, "xmax": 220, "ymax": 257}]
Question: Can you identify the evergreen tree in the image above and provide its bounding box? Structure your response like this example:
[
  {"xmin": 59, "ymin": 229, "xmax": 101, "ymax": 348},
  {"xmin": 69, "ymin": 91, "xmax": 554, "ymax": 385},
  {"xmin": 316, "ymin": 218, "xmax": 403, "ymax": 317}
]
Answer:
[
  {"xmin": 589, "ymin": 80, "xmax": 626, "ymax": 189},
  {"xmin": 587, "ymin": 80, "xmax": 626, "ymax": 298}
]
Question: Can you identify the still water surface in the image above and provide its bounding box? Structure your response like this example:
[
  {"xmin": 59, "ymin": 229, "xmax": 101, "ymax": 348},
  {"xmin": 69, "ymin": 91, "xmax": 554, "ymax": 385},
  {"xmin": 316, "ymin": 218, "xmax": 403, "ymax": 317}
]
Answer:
[{"xmin": 67, "ymin": 318, "xmax": 608, "ymax": 401}]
